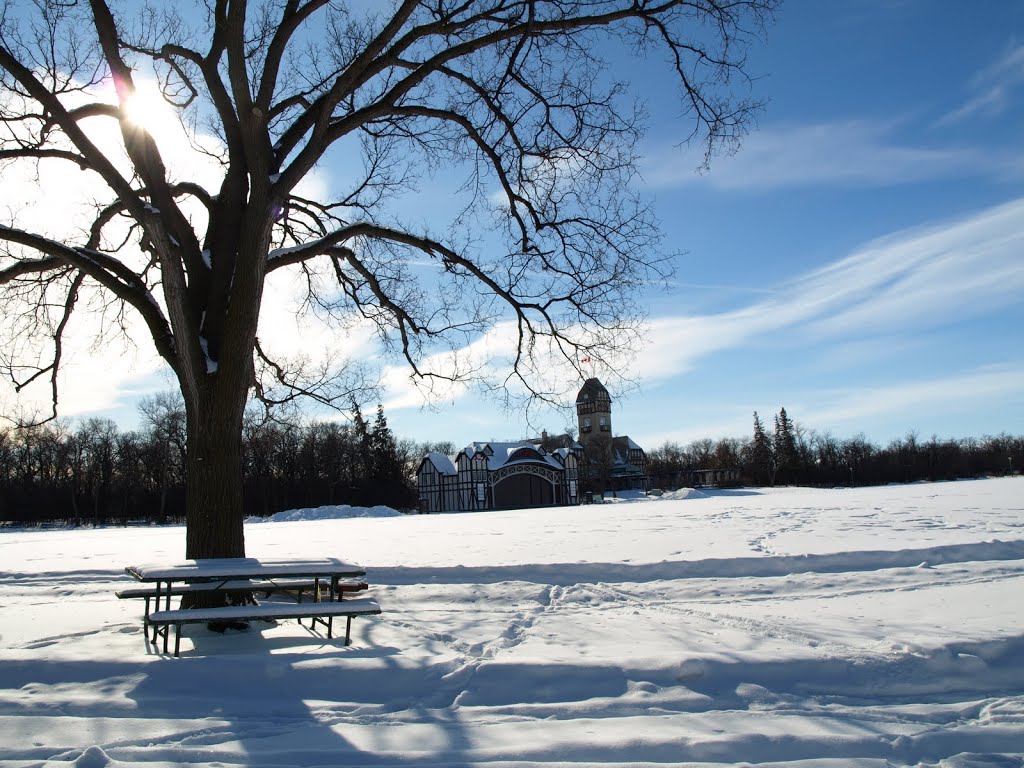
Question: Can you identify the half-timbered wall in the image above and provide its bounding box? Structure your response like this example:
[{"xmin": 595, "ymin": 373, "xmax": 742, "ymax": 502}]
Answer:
[{"xmin": 417, "ymin": 444, "xmax": 581, "ymax": 513}]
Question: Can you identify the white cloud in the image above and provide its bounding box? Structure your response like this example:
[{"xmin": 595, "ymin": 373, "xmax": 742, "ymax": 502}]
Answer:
[
  {"xmin": 798, "ymin": 200, "xmax": 1024, "ymax": 338},
  {"xmin": 634, "ymin": 197, "xmax": 1024, "ymax": 383},
  {"xmin": 635, "ymin": 364, "xmax": 1024, "ymax": 448},
  {"xmin": 939, "ymin": 44, "xmax": 1024, "ymax": 126},
  {"xmin": 379, "ymin": 317, "xmax": 615, "ymax": 413},
  {"xmin": 377, "ymin": 197, "xmax": 1024, "ymax": 418},
  {"xmin": 803, "ymin": 365, "xmax": 1024, "ymax": 431},
  {"xmin": 0, "ymin": 75, "xmax": 350, "ymax": 423},
  {"xmin": 644, "ymin": 120, "xmax": 998, "ymax": 190},
  {"xmin": 0, "ymin": 301, "xmax": 167, "ymax": 421},
  {"xmin": 379, "ymin": 320, "xmax": 524, "ymax": 412},
  {"xmin": 256, "ymin": 268, "xmax": 378, "ymax": 369}
]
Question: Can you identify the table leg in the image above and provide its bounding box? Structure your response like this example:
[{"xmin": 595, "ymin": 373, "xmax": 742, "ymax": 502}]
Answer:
[
  {"xmin": 161, "ymin": 582, "xmax": 172, "ymax": 655},
  {"xmin": 151, "ymin": 581, "xmax": 163, "ymax": 644}
]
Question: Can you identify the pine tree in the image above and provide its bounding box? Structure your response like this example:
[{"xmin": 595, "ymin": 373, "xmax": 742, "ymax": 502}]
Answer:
[
  {"xmin": 774, "ymin": 407, "xmax": 797, "ymax": 485},
  {"xmin": 351, "ymin": 402, "xmax": 372, "ymax": 482},
  {"xmin": 370, "ymin": 405, "xmax": 400, "ymax": 482},
  {"xmin": 750, "ymin": 411, "xmax": 773, "ymax": 486}
]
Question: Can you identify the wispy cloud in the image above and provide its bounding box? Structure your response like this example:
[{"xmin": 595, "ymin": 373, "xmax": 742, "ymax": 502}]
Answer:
[
  {"xmin": 938, "ymin": 44, "xmax": 1024, "ymax": 126},
  {"xmin": 803, "ymin": 364, "xmax": 1024, "ymax": 431},
  {"xmin": 635, "ymin": 197, "xmax": 1024, "ymax": 382},
  {"xmin": 0, "ymin": 312, "xmax": 167, "ymax": 421},
  {"xmin": 377, "ymin": 197, "xmax": 1024, "ymax": 417},
  {"xmin": 644, "ymin": 120, "xmax": 1001, "ymax": 190},
  {"xmin": 636, "ymin": 364, "xmax": 1024, "ymax": 448},
  {"xmin": 379, "ymin": 321, "xmax": 521, "ymax": 412},
  {"xmin": 379, "ymin": 317, "xmax": 628, "ymax": 415}
]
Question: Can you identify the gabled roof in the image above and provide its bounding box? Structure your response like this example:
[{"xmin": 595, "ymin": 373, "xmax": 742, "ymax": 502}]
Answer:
[
  {"xmin": 461, "ymin": 441, "xmax": 564, "ymax": 471},
  {"xmin": 611, "ymin": 436, "xmax": 645, "ymax": 468},
  {"xmin": 422, "ymin": 452, "xmax": 457, "ymax": 476}
]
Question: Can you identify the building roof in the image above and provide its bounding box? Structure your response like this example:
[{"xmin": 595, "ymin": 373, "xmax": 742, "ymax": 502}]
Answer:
[
  {"xmin": 528, "ymin": 431, "xmax": 576, "ymax": 450},
  {"xmin": 612, "ymin": 435, "xmax": 643, "ymax": 452},
  {"xmin": 611, "ymin": 436, "xmax": 645, "ymax": 470},
  {"xmin": 576, "ymin": 377, "xmax": 611, "ymax": 405},
  {"xmin": 463, "ymin": 441, "xmax": 565, "ymax": 471},
  {"xmin": 423, "ymin": 452, "xmax": 457, "ymax": 476},
  {"xmin": 553, "ymin": 446, "xmax": 577, "ymax": 461}
]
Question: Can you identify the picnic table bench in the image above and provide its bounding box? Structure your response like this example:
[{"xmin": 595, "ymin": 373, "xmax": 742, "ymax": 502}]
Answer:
[
  {"xmin": 120, "ymin": 557, "xmax": 379, "ymax": 656},
  {"xmin": 117, "ymin": 578, "xmax": 368, "ymax": 635},
  {"xmin": 149, "ymin": 598, "xmax": 382, "ymax": 657}
]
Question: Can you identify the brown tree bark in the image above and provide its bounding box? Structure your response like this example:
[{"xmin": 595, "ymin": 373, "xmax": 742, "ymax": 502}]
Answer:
[{"xmin": 184, "ymin": 391, "xmax": 247, "ymax": 561}]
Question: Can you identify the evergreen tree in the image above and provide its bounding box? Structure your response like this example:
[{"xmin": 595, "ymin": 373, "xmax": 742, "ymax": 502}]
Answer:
[
  {"xmin": 774, "ymin": 407, "xmax": 797, "ymax": 485},
  {"xmin": 370, "ymin": 405, "xmax": 400, "ymax": 482},
  {"xmin": 750, "ymin": 411, "xmax": 773, "ymax": 486},
  {"xmin": 369, "ymin": 405, "xmax": 416, "ymax": 508},
  {"xmin": 351, "ymin": 402, "xmax": 372, "ymax": 480}
]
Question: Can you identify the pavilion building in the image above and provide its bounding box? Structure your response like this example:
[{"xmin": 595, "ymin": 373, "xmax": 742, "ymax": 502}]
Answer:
[{"xmin": 415, "ymin": 377, "xmax": 647, "ymax": 512}]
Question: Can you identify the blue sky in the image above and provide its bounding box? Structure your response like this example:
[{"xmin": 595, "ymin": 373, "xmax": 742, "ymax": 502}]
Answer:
[
  {"xmin": 380, "ymin": 0, "xmax": 1024, "ymax": 448},
  {"xmin": 4, "ymin": 0, "xmax": 1022, "ymax": 451}
]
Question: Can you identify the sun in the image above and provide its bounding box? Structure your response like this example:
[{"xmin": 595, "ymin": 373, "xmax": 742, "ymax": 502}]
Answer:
[{"xmin": 120, "ymin": 82, "xmax": 178, "ymax": 140}]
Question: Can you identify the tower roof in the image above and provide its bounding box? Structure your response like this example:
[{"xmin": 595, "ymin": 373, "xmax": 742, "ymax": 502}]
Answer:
[{"xmin": 576, "ymin": 377, "xmax": 610, "ymax": 405}]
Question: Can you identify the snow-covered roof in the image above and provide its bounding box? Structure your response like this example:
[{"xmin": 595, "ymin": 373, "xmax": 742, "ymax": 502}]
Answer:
[
  {"xmin": 423, "ymin": 452, "xmax": 457, "ymax": 476},
  {"xmin": 610, "ymin": 436, "xmax": 645, "ymax": 469},
  {"xmin": 461, "ymin": 441, "xmax": 564, "ymax": 471}
]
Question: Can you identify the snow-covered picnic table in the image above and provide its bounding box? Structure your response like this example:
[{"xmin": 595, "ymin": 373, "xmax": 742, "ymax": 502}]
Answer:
[{"xmin": 121, "ymin": 557, "xmax": 377, "ymax": 655}]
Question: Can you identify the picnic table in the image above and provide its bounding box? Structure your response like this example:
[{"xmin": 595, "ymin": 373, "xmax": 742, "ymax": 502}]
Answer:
[{"xmin": 121, "ymin": 557, "xmax": 380, "ymax": 656}]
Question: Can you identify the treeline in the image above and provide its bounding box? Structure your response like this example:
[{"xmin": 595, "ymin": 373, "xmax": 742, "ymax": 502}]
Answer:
[
  {"xmin": 4, "ymin": 398, "xmax": 1020, "ymax": 525},
  {"xmin": 0, "ymin": 394, "xmax": 425, "ymax": 526},
  {"xmin": 648, "ymin": 407, "xmax": 1022, "ymax": 489}
]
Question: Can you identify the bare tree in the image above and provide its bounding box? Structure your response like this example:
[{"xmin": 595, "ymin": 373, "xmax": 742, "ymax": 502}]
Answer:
[
  {"xmin": 0, "ymin": 0, "xmax": 775, "ymax": 561},
  {"xmin": 137, "ymin": 391, "xmax": 186, "ymax": 523}
]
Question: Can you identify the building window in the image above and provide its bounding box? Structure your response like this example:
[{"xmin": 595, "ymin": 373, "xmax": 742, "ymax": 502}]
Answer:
[
  {"xmin": 582, "ymin": 418, "xmax": 591, "ymax": 433},
  {"xmin": 599, "ymin": 416, "xmax": 609, "ymax": 431},
  {"xmin": 476, "ymin": 483, "xmax": 486, "ymax": 502}
]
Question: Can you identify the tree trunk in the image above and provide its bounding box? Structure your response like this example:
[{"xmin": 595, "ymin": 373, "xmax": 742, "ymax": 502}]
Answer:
[{"xmin": 184, "ymin": 389, "xmax": 247, "ymax": 561}]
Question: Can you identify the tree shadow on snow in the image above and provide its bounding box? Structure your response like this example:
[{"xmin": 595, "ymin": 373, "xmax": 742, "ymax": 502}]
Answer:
[
  {"xmin": 0, "ymin": 617, "xmax": 479, "ymax": 766},
  {"xmin": 367, "ymin": 539, "xmax": 1024, "ymax": 587}
]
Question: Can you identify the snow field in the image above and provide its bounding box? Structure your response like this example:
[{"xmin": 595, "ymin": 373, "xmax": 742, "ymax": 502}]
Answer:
[{"xmin": 0, "ymin": 477, "xmax": 1022, "ymax": 767}]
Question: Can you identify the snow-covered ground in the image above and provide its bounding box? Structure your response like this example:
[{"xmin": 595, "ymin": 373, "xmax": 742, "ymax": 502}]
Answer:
[{"xmin": 1, "ymin": 477, "xmax": 1022, "ymax": 767}]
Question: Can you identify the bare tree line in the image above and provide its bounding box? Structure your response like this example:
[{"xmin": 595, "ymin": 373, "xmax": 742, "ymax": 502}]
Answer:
[
  {"xmin": 648, "ymin": 409, "xmax": 1023, "ymax": 490},
  {"xmin": 0, "ymin": 396, "xmax": 421, "ymax": 526},
  {"xmin": 4, "ymin": 397, "xmax": 1018, "ymax": 526}
]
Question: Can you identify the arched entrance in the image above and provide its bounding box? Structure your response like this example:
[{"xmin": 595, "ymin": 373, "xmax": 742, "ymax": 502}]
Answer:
[{"xmin": 491, "ymin": 464, "xmax": 561, "ymax": 510}]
